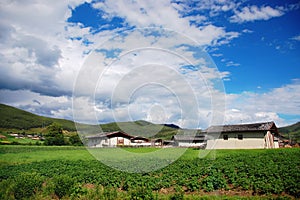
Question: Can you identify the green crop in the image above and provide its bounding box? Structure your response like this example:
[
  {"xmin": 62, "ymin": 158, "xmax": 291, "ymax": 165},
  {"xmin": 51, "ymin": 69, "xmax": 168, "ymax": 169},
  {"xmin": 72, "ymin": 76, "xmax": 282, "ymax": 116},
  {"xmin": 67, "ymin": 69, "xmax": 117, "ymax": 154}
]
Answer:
[{"xmin": 0, "ymin": 146, "xmax": 299, "ymax": 199}]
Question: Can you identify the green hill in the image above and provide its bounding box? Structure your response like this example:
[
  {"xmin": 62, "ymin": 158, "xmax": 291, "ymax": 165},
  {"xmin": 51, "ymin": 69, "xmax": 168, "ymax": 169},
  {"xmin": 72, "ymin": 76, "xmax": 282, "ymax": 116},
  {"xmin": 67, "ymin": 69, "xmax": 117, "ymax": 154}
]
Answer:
[
  {"xmin": 0, "ymin": 104, "xmax": 181, "ymax": 139},
  {"xmin": 0, "ymin": 104, "xmax": 76, "ymax": 131},
  {"xmin": 279, "ymin": 122, "xmax": 300, "ymax": 143},
  {"xmin": 98, "ymin": 120, "xmax": 181, "ymax": 139}
]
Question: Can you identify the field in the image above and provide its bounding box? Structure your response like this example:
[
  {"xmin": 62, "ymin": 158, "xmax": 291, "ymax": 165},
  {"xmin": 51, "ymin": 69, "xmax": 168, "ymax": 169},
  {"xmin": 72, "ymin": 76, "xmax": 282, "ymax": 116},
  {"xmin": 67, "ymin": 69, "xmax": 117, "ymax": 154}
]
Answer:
[{"xmin": 0, "ymin": 146, "xmax": 300, "ymax": 200}]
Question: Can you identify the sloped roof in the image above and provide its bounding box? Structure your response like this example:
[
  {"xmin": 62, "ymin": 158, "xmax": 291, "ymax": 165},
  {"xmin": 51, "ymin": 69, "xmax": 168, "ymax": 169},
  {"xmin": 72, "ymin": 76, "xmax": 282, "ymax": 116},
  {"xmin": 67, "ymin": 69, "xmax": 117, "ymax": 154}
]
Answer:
[
  {"xmin": 86, "ymin": 131, "xmax": 134, "ymax": 139},
  {"xmin": 205, "ymin": 121, "xmax": 278, "ymax": 133},
  {"xmin": 173, "ymin": 134, "xmax": 207, "ymax": 141},
  {"xmin": 131, "ymin": 136, "xmax": 150, "ymax": 142}
]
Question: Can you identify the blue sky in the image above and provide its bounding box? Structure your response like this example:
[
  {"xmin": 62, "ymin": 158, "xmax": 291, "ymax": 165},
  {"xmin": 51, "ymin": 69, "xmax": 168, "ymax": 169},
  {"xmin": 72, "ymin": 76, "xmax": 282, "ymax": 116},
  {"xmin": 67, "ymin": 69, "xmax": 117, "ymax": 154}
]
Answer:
[{"xmin": 0, "ymin": 0, "xmax": 299, "ymax": 128}]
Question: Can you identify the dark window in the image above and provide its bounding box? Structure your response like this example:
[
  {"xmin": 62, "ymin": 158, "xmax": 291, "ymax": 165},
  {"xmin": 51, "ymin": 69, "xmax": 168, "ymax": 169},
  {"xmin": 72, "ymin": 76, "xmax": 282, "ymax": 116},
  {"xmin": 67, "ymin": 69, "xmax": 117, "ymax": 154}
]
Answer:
[
  {"xmin": 238, "ymin": 134, "xmax": 243, "ymax": 140},
  {"xmin": 223, "ymin": 135, "xmax": 228, "ymax": 140}
]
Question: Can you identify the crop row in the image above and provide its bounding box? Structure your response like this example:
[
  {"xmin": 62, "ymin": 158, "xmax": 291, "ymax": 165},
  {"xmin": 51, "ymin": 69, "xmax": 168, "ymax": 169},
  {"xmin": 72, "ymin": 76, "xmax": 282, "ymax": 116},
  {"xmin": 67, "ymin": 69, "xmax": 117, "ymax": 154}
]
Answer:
[{"xmin": 0, "ymin": 148, "xmax": 299, "ymax": 199}]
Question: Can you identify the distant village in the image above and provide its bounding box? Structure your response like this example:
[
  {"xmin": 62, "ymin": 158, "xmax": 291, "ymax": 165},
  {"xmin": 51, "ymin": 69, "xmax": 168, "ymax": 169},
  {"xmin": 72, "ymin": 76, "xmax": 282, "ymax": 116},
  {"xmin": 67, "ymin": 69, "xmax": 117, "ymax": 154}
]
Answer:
[
  {"xmin": 5, "ymin": 133, "xmax": 44, "ymax": 141},
  {"xmin": 86, "ymin": 121, "xmax": 292, "ymax": 149},
  {"xmin": 3, "ymin": 121, "xmax": 295, "ymax": 149}
]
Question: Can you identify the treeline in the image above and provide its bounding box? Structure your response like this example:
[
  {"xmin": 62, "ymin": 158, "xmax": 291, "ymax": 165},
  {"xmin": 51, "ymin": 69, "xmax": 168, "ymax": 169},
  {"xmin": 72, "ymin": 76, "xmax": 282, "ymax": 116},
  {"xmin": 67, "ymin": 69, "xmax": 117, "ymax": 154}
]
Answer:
[{"xmin": 43, "ymin": 123, "xmax": 82, "ymax": 146}]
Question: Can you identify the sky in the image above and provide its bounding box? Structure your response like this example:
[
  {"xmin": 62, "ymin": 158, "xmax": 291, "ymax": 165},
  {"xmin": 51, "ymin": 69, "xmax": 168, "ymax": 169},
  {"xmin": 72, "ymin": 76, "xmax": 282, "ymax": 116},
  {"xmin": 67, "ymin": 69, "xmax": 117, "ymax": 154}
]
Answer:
[{"xmin": 0, "ymin": 0, "xmax": 300, "ymax": 129}]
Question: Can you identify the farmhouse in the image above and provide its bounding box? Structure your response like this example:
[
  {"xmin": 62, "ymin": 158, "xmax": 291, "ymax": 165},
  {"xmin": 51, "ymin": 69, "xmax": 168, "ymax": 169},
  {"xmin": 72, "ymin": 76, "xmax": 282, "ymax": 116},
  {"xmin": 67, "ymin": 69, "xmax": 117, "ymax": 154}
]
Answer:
[
  {"xmin": 86, "ymin": 131, "xmax": 156, "ymax": 147},
  {"xmin": 86, "ymin": 131, "xmax": 133, "ymax": 147},
  {"xmin": 172, "ymin": 134, "xmax": 207, "ymax": 148},
  {"xmin": 130, "ymin": 136, "xmax": 152, "ymax": 147},
  {"xmin": 205, "ymin": 121, "xmax": 280, "ymax": 149}
]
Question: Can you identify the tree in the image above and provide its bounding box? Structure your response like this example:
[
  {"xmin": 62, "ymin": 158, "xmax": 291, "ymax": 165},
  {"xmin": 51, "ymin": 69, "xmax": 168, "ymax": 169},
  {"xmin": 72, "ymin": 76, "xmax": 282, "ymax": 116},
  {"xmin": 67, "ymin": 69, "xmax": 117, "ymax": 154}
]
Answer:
[
  {"xmin": 69, "ymin": 134, "xmax": 83, "ymax": 146},
  {"xmin": 44, "ymin": 123, "xmax": 65, "ymax": 146}
]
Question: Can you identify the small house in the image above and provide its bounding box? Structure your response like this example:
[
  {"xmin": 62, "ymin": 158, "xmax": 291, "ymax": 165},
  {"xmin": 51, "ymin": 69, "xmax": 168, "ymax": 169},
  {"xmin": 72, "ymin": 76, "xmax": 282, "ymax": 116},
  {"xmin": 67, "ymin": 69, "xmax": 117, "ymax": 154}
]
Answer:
[
  {"xmin": 130, "ymin": 136, "xmax": 152, "ymax": 147},
  {"xmin": 205, "ymin": 121, "xmax": 280, "ymax": 149},
  {"xmin": 86, "ymin": 131, "xmax": 133, "ymax": 147},
  {"xmin": 172, "ymin": 134, "xmax": 207, "ymax": 148}
]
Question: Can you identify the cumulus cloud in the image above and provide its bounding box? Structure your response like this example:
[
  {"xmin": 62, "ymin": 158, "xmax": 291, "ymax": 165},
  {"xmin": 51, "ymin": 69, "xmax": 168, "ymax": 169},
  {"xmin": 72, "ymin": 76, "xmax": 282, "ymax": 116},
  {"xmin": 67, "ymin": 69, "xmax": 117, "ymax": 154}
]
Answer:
[
  {"xmin": 0, "ymin": 0, "xmax": 98, "ymax": 97},
  {"xmin": 71, "ymin": 28, "xmax": 227, "ymax": 128},
  {"xmin": 174, "ymin": 0, "xmax": 239, "ymax": 18},
  {"xmin": 230, "ymin": 5, "xmax": 284, "ymax": 23},
  {"xmin": 92, "ymin": 0, "xmax": 239, "ymax": 46},
  {"xmin": 0, "ymin": 89, "xmax": 72, "ymax": 119},
  {"xmin": 0, "ymin": 0, "xmax": 298, "ymax": 129},
  {"xmin": 226, "ymin": 80, "xmax": 300, "ymax": 126}
]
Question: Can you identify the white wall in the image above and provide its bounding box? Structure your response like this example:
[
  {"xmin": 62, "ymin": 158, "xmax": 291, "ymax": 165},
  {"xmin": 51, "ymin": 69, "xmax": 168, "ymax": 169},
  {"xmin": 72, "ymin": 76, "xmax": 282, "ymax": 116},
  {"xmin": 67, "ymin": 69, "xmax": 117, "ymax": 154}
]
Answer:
[
  {"xmin": 88, "ymin": 136, "xmax": 131, "ymax": 147},
  {"xmin": 206, "ymin": 132, "xmax": 271, "ymax": 149},
  {"xmin": 177, "ymin": 141, "xmax": 206, "ymax": 147}
]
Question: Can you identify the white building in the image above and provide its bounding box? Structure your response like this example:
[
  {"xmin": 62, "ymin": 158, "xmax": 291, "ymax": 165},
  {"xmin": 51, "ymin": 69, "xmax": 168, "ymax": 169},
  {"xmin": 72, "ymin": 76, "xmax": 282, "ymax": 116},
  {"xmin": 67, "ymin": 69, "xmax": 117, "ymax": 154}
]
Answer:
[
  {"xmin": 172, "ymin": 134, "xmax": 207, "ymax": 148},
  {"xmin": 86, "ymin": 131, "xmax": 133, "ymax": 147},
  {"xmin": 86, "ymin": 131, "xmax": 154, "ymax": 147},
  {"xmin": 205, "ymin": 121, "xmax": 280, "ymax": 149}
]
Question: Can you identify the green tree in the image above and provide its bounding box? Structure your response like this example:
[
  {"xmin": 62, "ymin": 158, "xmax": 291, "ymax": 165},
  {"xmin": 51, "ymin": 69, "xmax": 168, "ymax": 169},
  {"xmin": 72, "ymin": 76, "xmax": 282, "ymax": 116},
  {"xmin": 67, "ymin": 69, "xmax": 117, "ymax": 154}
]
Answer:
[
  {"xmin": 69, "ymin": 134, "xmax": 83, "ymax": 146},
  {"xmin": 44, "ymin": 123, "xmax": 65, "ymax": 146}
]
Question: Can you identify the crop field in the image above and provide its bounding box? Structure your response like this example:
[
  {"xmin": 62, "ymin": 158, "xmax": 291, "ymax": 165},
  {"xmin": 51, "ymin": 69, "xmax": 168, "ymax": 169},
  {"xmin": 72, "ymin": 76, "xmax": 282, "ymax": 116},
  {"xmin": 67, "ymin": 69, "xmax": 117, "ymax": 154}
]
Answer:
[{"xmin": 0, "ymin": 146, "xmax": 300, "ymax": 200}]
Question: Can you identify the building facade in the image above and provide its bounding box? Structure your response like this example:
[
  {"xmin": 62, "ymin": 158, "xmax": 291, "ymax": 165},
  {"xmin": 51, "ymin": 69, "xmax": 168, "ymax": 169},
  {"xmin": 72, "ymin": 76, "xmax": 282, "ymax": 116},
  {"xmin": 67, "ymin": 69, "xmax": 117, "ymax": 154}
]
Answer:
[
  {"xmin": 205, "ymin": 121, "xmax": 280, "ymax": 149},
  {"xmin": 172, "ymin": 134, "xmax": 206, "ymax": 148},
  {"xmin": 86, "ymin": 131, "xmax": 133, "ymax": 147}
]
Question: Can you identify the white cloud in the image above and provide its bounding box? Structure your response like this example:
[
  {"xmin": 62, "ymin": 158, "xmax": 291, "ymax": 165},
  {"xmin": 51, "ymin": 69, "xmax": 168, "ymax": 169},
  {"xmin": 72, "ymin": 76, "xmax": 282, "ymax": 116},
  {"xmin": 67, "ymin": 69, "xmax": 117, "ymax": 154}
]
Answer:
[
  {"xmin": 0, "ymin": 0, "xmax": 232, "ymax": 129},
  {"xmin": 71, "ymin": 28, "xmax": 228, "ymax": 128},
  {"xmin": 230, "ymin": 5, "xmax": 284, "ymax": 23},
  {"xmin": 0, "ymin": 89, "xmax": 72, "ymax": 119},
  {"xmin": 0, "ymin": 0, "xmax": 94, "ymax": 95},
  {"xmin": 92, "ymin": 0, "xmax": 239, "ymax": 46},
  {"xmin": 226, "ymin": 61, "xmax": 240, "ymax": 67},
  {"xmin": 225, "ymin": 80, "xmax": 300, "ymax": 127},
  {"xmin": 0, "ymin": 0, "xmax": 298, "ymax": 130},
  {"xmin": 174, "ymin": 0, "xmax": 239, "ymax": 17},
  {"xmin": 242, "ymin": 29, "xmax": 253, "ymax": 33},
  {"xmin": 291, "ymin": 35, "xmax": 300, "ymax": 41}
]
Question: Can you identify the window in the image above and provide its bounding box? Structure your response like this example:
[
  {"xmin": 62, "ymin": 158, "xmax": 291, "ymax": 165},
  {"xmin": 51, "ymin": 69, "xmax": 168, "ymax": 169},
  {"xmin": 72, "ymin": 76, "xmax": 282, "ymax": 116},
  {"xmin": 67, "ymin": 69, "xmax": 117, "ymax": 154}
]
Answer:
[
  {"xmin": 223, "ymin": 134, "xmax": 228, "ymax": 140},
  {"xmin": 238, "ymin": 134, "xmax": 243, "ymax": 140}
]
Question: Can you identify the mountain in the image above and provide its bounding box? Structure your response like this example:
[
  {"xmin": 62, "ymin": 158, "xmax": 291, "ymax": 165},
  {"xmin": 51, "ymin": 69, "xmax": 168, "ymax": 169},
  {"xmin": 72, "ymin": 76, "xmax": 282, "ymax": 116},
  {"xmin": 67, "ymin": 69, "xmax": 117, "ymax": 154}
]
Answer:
[
  {"xmin": 0, "ymin": 104, "xmax": 180, "ymax": 139},
  {"xmin": 279, "ymin": 122, "xmax": 300, "ymax": 143},
  {"xmin": 161, "ymin": 123, "xmax": 181, "ymax": 129},
  {"xmin": 98, "ymin": 120, "xmax": 180, "ymax": 139},
  {"xmin": 0, "ymin": 104, "xmax": 76, "ymax": 131}
]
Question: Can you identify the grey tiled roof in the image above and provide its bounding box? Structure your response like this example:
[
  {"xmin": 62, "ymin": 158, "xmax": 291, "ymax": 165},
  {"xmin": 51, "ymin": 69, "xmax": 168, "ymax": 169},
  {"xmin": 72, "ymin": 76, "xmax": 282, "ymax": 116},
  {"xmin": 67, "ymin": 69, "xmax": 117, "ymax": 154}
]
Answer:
[{"xmin": 205, "ymin": 121, "xmax": 277, "ymax": 133}]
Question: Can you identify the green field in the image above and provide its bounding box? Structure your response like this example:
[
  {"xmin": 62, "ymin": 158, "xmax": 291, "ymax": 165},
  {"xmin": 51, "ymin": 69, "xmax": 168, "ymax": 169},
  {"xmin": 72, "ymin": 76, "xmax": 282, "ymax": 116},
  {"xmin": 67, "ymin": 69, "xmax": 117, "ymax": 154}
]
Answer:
[{"xmin": 1, "ymin": 146, "xmax": 300, "ymax": 199}]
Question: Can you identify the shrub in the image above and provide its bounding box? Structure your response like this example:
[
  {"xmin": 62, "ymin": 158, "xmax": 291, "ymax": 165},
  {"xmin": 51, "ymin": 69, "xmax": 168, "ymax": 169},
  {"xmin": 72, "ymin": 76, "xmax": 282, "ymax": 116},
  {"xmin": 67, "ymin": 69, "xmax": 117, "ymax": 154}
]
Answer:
[
  {"xmin": 13, "ymin": 172, "xmax": 44, "ymax": 199},
  {"xmin": 52, "ymin": 175, "xmax": 75, "ymax": 198},
  {"xmin": 129, "ymin": 186, "xmax": 155, "ymax": 200},
  {"xmin": 0, "ymin": 179, "xmax": 14, "ymax": 200}
]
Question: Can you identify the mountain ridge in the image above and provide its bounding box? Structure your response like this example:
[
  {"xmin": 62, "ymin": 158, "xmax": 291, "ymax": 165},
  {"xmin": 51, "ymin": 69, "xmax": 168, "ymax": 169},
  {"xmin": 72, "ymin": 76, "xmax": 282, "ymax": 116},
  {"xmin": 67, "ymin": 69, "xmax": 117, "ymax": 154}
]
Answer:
[
  {"xmin": 1, "ymin": 103, "xmax": 299, "ymax": 141},
  {"xmin": 0, "ymin": 104, "xmax": 181, "ymax": 139}
]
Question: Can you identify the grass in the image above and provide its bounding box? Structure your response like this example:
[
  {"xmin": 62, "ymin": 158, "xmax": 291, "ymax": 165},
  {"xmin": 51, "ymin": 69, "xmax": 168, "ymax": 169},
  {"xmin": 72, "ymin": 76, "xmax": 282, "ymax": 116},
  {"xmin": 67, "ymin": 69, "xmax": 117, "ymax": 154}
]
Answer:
[
  {"xmin": 0, "ymin": 132, "xmax": 43, "ymax": 145},
  {"xmin": 0, "ymin": 146, "xmax": 93, "ymax": 165},
  {"xmin": 1, "ymin": 145, "xmax": 296, "ymax": 165}
]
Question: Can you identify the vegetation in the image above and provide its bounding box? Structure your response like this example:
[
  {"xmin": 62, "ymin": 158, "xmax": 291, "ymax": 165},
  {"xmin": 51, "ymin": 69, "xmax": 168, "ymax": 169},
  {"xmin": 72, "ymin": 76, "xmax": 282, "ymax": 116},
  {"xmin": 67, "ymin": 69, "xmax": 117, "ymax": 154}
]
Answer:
[
  {"xmin": 0, "ymin": 146, "xmax": 299, "ymax": 199},
  {"xmin": 0, "ymin": 103, "xmax": 183, "ymax": 140},
  {"xmin": 279, "ymin": 122, "xmax": 300, "ymax": 143},
  {"xmin": 0, "ymin": 103, "xmax": 76, "ymax": 131},
  {"xmin": 44, "ymin": 123, "xmax": 66, "ymax": 146},
  {"xmin": 99, "ymin": 120, "xmax": 182, "ymax": 139}
]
